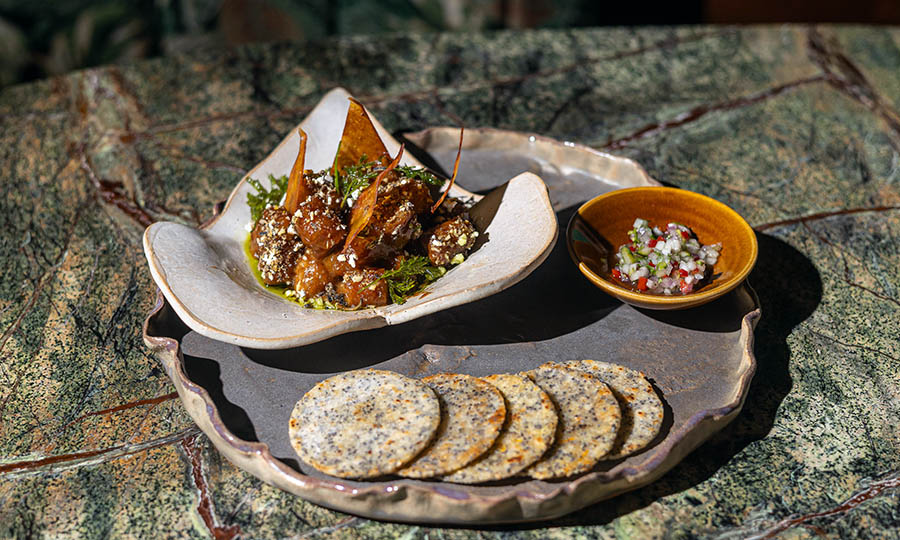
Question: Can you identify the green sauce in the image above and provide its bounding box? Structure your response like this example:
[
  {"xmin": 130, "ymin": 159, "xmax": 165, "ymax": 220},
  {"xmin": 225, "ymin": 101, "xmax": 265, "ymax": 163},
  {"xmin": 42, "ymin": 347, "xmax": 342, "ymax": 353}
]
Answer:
[
  {"xmin": 244, "ymin": 233, "xmax": 297, "ymax": 304},
  {"xmin": 244, "ymin": 233, "xmax": 353, "ymax": 310}
]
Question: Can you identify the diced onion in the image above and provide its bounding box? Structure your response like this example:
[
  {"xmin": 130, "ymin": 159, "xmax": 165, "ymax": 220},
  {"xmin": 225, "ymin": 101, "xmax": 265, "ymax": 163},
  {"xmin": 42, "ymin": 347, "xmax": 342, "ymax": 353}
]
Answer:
[{"xmin": 612, "ymin": 218, "xmax": 721, "ymax": 296}]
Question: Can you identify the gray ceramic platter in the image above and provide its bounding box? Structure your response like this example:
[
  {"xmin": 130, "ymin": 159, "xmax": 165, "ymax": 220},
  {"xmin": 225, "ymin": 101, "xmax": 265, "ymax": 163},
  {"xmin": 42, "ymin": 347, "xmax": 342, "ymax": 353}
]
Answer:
[{"xmin": 143, "ymin": 127, "xmax": 760, "ymax": 524}]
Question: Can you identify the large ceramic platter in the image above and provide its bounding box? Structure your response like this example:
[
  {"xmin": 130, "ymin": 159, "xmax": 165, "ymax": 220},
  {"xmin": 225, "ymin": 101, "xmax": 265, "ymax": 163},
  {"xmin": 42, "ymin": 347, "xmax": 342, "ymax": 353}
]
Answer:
[
  {"xmin": 143, "ymin": 88, "xmax": 557, "ymax": 349},
  {"xmin": 143, "ymin": 125, "xmax": 760, "ymax": 524}
]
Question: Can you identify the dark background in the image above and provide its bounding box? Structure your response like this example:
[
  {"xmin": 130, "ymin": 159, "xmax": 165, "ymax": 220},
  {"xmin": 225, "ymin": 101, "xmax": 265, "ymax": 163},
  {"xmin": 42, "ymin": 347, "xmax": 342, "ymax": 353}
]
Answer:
[{"xmin": 0, "ymin": 0, "xmax": 898, "ymax": 88}]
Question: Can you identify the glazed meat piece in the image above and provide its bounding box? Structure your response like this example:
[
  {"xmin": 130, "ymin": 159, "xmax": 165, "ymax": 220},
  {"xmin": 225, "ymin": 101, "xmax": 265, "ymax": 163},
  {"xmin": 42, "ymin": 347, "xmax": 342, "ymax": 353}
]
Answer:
[
  {"xmin": 424, "ymin": 216, "xmax": 478, "ymax": 266},
  {"xmin": 335, "ymin": 268, "xmax": 389, "ymax": 308},
  {"xmin": 322, "ymin": 235, "xmax": 388, "ymax": 278},
  {"xmin": 257, "ymin": 239, "xmax": 302, "ymax": 285},
  {"xmin": 290, "ymin": 172, "xmax": 346, "ymax": 257},
  {"xmin": 362, "ymin": 176, "xmax": 432, "ymax": 249},
  {"xmin": 292, "ymin": 196, "xmax": 346, "ymax": 258},
  {"xmin": 252, "ymin": 206, "xmax": 302, "ymax": 284},
  {"xmin": 380, "ymin": 200, "xmax": 421, "ymax": 249},
  {"xmin": 251, "ymin": 206, "xmax": 292, "ymax": 258},
  {"xmin": 292, "ymin": 169, "xmax": 343, "ymax": 214},
  {"xmin": 382, "ymin": 175, "xmax": 433, "ymax": 213},
  {"xmin": 292, "ymin": 252, "xmax": 330, "ymax": 299}
]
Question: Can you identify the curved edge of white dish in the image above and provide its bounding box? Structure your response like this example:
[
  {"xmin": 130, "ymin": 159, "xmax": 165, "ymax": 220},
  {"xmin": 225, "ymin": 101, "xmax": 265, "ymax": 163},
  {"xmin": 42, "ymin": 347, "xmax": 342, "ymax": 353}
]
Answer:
[{"xmin": 143, "ymin": 170, "xmax": 557, "ymax": 349}]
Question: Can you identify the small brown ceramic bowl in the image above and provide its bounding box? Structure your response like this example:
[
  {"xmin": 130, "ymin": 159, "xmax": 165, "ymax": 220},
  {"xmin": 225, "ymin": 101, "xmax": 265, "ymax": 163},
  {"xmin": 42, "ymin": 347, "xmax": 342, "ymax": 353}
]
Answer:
[{"xmin": 567, "ymin": 186, "xmax": 758, "ymax": 310}]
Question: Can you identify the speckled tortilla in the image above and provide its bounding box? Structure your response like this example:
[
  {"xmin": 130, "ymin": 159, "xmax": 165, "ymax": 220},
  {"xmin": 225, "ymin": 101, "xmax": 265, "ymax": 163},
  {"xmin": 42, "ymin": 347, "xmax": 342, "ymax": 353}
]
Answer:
[
  {"xmin": 524, "ymin": 364, "xmax": 621, "ymax": 480},
  {"xmin": 288, "ymin": 369, "xmax": 440, "ymax": 479},
  {"xmin": 397, "ymin": 373, "xmax": 506, "ymax": 479},
  {"xmin": 560, "ymin": 359, "xmax": 664, "ymax": 459},
  {"xmin": 443, "ymin": 374, "xmax": 557, "ymax": 484}
]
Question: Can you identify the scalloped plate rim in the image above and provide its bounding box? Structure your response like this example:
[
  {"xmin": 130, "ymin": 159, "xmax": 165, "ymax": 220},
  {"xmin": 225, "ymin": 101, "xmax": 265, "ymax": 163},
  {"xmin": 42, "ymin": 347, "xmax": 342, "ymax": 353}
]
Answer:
[
  {"xmin": 141, "ymin": 118, "xmax": 762, "ymax": 523},
  {"xmin": 142, "ymin": 285, "xmax": 760, "ymax": 524}
]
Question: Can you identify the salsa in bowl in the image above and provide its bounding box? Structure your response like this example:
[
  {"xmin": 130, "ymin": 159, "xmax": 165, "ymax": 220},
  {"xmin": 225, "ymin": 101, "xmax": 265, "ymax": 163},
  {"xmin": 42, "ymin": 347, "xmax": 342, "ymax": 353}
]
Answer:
[{"xmin": 566, "ymin": 187, "xmax": 757, "ymax": 310}]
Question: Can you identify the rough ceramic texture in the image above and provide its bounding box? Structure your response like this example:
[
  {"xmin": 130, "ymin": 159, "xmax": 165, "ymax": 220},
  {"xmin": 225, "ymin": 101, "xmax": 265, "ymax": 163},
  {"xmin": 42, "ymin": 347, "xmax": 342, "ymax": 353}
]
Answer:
[
  {"xmin": 2, "ymin": 25, "xmax": 899, "ymax": 538},
  {"xmin": 143, "ymin": 88, "xmax": 558, "ymax": 349}
]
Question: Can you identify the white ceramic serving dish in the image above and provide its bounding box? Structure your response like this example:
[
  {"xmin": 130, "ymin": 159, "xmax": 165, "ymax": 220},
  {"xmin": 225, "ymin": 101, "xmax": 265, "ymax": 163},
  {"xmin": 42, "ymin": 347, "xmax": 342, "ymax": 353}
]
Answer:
[{"xmin": 143, "ymin": 88, "xmax": 557, "ymax": 349}]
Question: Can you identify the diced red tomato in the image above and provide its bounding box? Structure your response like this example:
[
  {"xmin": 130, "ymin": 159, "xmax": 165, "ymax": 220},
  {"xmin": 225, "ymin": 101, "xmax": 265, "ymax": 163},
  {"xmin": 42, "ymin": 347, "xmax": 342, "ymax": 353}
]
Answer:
[{"xmin": 613, "ymin": 219, "xmax": 719, "ymax": 297}]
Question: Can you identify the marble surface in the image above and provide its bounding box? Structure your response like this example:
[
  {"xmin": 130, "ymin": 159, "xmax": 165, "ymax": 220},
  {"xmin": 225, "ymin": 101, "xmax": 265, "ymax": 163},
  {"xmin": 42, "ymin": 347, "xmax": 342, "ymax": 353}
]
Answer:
[{"xmin": 1, "ymin": 25, "xmax": 899, "ymax": 538}]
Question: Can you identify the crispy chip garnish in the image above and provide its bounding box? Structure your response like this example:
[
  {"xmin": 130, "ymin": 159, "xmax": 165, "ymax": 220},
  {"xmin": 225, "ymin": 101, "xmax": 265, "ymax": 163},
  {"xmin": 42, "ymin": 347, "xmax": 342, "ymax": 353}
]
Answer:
[
  {"xmin": 334, "ymin": 99, "xmax": 390, "ymax": 172},
  {"xmin": 344, "ymin": 145, "xmax": 404, "ymax": 249},
  {"xmin": 284, "ymin": 128, "xmax": 308, "ymax": 215}
]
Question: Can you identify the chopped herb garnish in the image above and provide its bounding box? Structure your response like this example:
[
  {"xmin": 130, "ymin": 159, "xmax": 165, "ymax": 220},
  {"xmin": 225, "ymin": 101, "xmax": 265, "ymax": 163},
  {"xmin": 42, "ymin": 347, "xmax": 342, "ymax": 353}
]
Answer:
[
  {"xmin": 247, "ymin": 174, "xmax": 289, "ymax": 222},
  {"xmin": 333, "ymin": 155, "xmax": 380, "ymax": 207},
  {"xmin": 302, "ymin": 295, "xmax": 345, "ymax": 310},
  {"xmin": 330, "ymin": 161, "xmax": 445, "ymax": 209},
  {"xmin": 373, "ymin": 255, "xmax": 446, "ymax": 304},
  {"xmin": 396, "ymin": 165, "xmax": 444, "ymax": 186}
]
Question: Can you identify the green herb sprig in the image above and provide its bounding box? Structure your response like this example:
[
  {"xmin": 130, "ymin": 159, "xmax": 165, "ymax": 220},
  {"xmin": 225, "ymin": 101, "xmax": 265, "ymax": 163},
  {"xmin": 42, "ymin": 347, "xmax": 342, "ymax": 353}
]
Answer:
[
  {"xmin": 247, "ymin": 174, "xmax": 289, "ymax": 222},
  {"xmin": 374, "ymin": 255, "xmax": 446, "ymax": 304},
  {"xmin": 333, "ymin": 156, "xmax": 380, "ymax": 207},
  {"xmin": 395, "ymin": 165, "xmax": 445, "ymax": 186}
]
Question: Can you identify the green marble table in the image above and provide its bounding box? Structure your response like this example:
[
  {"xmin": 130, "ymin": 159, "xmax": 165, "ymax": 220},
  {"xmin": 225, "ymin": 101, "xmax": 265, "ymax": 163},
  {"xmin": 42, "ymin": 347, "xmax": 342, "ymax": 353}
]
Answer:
[{"xmin": 2, "ymin": 24, "xmax": 899, "ymax": 539}]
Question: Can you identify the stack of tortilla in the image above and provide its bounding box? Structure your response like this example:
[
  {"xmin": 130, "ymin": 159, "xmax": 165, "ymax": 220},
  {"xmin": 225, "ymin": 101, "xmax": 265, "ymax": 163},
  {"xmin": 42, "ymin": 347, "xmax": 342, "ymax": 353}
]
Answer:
[{"xmin": 288, "ymin": 360, "xmax": 665, "ymax": 482}]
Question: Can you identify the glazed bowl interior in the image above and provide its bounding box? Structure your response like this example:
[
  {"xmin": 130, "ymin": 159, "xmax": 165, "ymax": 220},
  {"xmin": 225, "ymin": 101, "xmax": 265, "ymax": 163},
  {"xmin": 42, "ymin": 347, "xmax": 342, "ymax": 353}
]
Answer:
[{"xmin": 568, "ymin": 186, "xmax": 758, "ymax": 310}]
